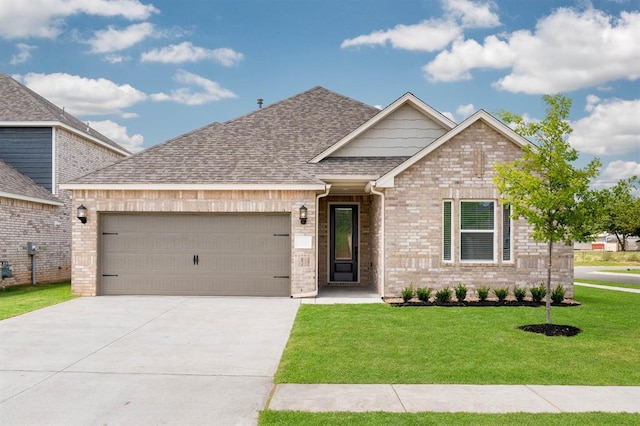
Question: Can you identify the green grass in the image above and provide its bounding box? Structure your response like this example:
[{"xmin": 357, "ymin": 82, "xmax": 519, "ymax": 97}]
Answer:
[
  {"xmin": 259, "ymin": 411, "xmax": 640, "ymax": 425},
  {"xmin": 275, "ymin": 286, "xmax": 640, "ymax": 385},
  {"xmin": 0, "ymin": 281, "xmax": 76, "ymax": 320},
  {"xmin": 576, "ymin": 279, "xmax": 640, "ymax": 290},
  {"xmin": 574, "ymin": 250, "xmax": 640, "ymax": 266}
]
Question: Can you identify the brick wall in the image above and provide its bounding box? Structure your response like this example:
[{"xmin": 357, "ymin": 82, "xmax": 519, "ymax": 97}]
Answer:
[
  {"xmin": 0, "ymin": 197, "xmax": 68, "ymax": 285},
  {"xmin": 383, "ymin": 120, "xmax": 573, "ymax": 298},
  {"xmin": 70, "ymin": 189, "xmax": 318, "ymax": 296},
  {"xmin": 0, "ymin": 128, "xmax": 125, "ymax": 286}
]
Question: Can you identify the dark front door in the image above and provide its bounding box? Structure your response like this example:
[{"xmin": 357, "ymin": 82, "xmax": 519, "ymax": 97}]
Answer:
[{"xmin": 330, "ymin": 205, "xmax": 358, "ymax": 282}]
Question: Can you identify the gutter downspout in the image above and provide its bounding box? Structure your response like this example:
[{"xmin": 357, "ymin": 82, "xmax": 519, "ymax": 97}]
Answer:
[
  {"xmin": 366, "ymin": 181, "xmax": 385, "ymax": 299},
  {"xmin": 291, "ymin": 184, "xmax": 331, "ymax": 299}
]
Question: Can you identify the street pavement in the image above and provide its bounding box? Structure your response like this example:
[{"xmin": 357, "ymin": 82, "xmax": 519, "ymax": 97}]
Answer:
[{"xmin": 575, "ymin": 266, "xmax": 640, "ymax": 285}]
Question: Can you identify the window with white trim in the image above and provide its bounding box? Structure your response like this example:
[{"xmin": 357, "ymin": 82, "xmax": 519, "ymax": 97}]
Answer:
[
  {"xmin": 502, "ymin": 204, "xmax": 512, "ymax": 262},
  {"xmin": 460, "ymin": 201, "xmax": 495, "ymax": 262},
  {"xmin": 443, "ymin": 201, "xmax": 453, "ymax": 261}
]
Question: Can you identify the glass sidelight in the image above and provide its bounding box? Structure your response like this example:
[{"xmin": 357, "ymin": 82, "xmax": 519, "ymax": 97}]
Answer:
[{"xmin": 330, "ymin": 204, "xmax": 358, "ymax": 282}]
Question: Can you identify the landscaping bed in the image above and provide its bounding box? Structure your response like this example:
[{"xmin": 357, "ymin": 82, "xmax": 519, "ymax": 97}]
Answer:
[{"xmin": 386, "ymin": 299, "xmax": 581, "ymax": 307}]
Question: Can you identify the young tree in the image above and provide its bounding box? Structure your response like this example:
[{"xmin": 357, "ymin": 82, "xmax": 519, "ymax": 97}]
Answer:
[
  {"xmin": 494, "ymin": 94, "xmax": 601, "ymax": 330},
  {"xmin": 597, "ymin": 177, "xmax": 640, "ymax": 251}
]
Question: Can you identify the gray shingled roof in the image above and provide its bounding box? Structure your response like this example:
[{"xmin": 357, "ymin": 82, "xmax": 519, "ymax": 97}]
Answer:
[
  {"xmin": 71, "ymin": 122, "xmax": 323, "ymax": 185},
  {"xmin": 0, "ymin": 73, "xmax": 129, "ymax": 154},
  {"xmin": 0, "ymin": 159, "xmax": 61, "ymax": 204},
  {"xmin": 70, "ymin": 87, "xmax": 394, "ymax": 186}
]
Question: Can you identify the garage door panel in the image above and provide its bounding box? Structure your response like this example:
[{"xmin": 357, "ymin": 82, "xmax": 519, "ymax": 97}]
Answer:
[{"xmin": 99, "ymin": 214, "xmax": 291, "ymax": 296}]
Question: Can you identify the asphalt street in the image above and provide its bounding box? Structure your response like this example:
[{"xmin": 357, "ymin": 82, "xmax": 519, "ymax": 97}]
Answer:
[{"xmin": 574, "ymin": 266, "xmax": 640, "ymax": 285}]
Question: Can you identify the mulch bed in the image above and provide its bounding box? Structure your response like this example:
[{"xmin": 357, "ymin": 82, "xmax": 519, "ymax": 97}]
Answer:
[
  {"xmin": 387, "ymin": 300, "xmax": 581, "ymax": 308},
  {"xmin": 519, "ymin": 324, "xmax": 582, "ymax": 337},
  {"xmin": 385, "ymin": 299, "xmax": 583, "ymax": 337}
]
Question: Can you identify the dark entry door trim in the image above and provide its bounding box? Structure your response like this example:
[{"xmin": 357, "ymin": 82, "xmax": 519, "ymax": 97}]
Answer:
[{"xmin": 329, "ymin": 203, "xmax": 359, "ymax": 282}]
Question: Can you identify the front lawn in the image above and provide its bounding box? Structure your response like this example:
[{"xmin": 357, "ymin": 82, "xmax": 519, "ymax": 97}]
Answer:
[
  {"xmin": 0, "ymin": 281, "xmax": 76, "ymax": 320},
  {"xmin": 259, "ymin": 411, "xmax": 640, "ymax": 425},
  {"xmin": 275, "ymin": 286, "xmax": 640, "ymax": 385}
]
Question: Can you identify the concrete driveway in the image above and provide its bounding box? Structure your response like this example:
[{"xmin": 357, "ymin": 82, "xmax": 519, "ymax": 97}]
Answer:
[{"xmin": 0, "ymin": 296, "xmax": 300, "ymax": 425}]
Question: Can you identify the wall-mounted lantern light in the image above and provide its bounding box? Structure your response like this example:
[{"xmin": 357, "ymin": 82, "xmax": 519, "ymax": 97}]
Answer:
[
  {"xmin": 77, "ymin": 205, "xmax": 88, "ymax": 224},
  {"xmin": 299, "ymin": 205, "xmax": 308, "ymax": 225}
]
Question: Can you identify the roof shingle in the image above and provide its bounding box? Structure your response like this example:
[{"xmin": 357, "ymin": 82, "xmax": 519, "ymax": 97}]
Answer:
[
  {"xmin": 70, "ymin": 87, "xmax": 389, "ymax": 186},
  {"xmin": 0, "ymin": 159, "xmax": 61, "ymax": 204}
]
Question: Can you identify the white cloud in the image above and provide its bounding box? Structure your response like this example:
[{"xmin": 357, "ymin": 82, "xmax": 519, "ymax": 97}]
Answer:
[
  {"xmin": 443, "ymin": 0, "xmax": 500, "ymax": 28},
  {"xmin": 341, "ymin": 19, "xmax": 462, "ymax": 52},
  {"xmin": 341, "ymin": 0, "xmax": 499, "ymax": 51},
  {"xmin": 141, "ymin": 42, "xmax": 243, "ymax": 66},
  {"xmin": 423, "ymin": 35, "xmax": 515, "ymax": 81},
  {"xmin": 456, "ymin": 103, "xmax": 475, "ymax": 119},
  {"xmin": 10, "ymin": 43, "xmax": 36, "ymax": 64},
  {"xmin": 442, "ymin": 111, "xmax": 456, "ymax": 122},
  {"xmin": 569, "ymin": 97, "xmax": 640, "ymax": 155},
  {"xmin": 104, "ymin": 54, "xmax": 128, "ymax": 64},
  {"xmin": 150, "ymin": 70, "xmax": 237, "ymax": 105},
  {"xmin": 0, "ymin": 0, "xmax": 158, "ymax": 39},
  {"xmin": 424, "ymin": 8, "xmax": 640, "ymax": 93},
  {"xmin": 15, "ymin": 72, "xmax": 147, "ymax": 116},
  {"xmin": 89, "ymin": 119, "xmax": 145, "ymax": 153},
  {"xmin": 88, "ymin": 22, "xmax": 154, "ymax": 53},
  {"xmin": 593, "ymin": 160, "xmax": 640, "ymax": 189}
]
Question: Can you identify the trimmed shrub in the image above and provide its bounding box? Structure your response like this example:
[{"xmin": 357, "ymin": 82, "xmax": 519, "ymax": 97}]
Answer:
[
  {"xmin": 454, "ymin": 283, "xmax": 468, "ymax": 302},
  {"xmin": 493, "ymin": 287, "xmax": 509, "ymax": 302},
  {"xmin": 551, "ymin": 284, "xmax": 566, "ymax": 304},
  {"xmin": 401, "ymin": 285, "xmax": 415, "ymax": 302},
  {"xmin": 513, "ymin": 286, "xmax": 527, "ymax": 302},
  {"xmin": 477, "ymin": 286, "xmax": 490, "ymax": 302},
  {"xmin": 435, "ymin": 287, "xmax": 452, "ymax": 304},
  {"xmin": 416, "ymin": 287, "xmax": 432, "ymax": 302},
  {"xmin": 530, "ymin": 284, "xmax": 546, "ymax": 303}
]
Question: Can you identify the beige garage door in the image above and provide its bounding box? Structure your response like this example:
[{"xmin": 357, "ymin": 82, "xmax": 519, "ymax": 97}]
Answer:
[{"xmin": 99, "ymin": 214, "xmax": 291, "ymax": 296}]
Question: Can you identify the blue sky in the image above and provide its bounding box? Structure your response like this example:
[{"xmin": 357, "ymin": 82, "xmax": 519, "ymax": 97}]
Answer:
[{"xmin": 1, "ymin": 0, "xmax": 638, "ymax": 187}]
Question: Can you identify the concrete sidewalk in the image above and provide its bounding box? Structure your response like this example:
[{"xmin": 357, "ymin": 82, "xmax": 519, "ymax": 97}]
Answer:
[
  {"xmin": 268, "ymin": 384, "xmax": 640, "ymax": 413},
  {"xmin": 575, "ymin": 282, "xmax": 640, "ymax": 294}
]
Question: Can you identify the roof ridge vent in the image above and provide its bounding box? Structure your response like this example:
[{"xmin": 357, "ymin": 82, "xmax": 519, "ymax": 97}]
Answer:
[{"xmin": 257, "ymin": 98, "xmax": 263, "ymax": 109}]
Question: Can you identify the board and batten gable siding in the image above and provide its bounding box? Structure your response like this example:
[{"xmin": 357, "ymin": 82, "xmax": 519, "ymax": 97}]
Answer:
[
  {"xmin": 0, "ymin": 127, "xmax": 53, "ymax": 191},
  {"xmin": 329, "ymin": 105, "xmax": 448, "ymax": 158},
  {"xmin": 382, "ymin": 120, "xmax": 573, "ymax": 298}
]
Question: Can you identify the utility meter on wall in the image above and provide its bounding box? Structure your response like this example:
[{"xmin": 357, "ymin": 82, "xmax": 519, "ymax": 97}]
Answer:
[{"xmin": 27, "ymin": 242, "xmax": 38, "ymax": 255}]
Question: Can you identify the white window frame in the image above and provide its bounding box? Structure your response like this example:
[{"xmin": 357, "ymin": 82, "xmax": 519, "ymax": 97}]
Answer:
[
  {"xmin": 502, "ymin": 204, "xmax": 513, "ymax": 263},
  {"xmin": 442, "ymin": 200, "xmax": 454, "ymax": 262},
  {"xmin": 459, "ymin": 200, "xmax": 496, "ymax": 263}
]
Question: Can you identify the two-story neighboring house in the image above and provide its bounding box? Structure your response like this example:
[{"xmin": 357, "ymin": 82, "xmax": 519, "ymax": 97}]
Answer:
[{"xmin": 0, "ymin": 73, "xmax": 129, "ymax": 286}]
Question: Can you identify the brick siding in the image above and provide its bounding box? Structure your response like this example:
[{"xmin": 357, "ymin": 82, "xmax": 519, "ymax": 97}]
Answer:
[
  {"xmin": 70, "ymin": 189, "xmax": 317, "ymax": 296},
  {"xmin": 382, "ymin": 120, "xmax": 573, "ymax": 298}
]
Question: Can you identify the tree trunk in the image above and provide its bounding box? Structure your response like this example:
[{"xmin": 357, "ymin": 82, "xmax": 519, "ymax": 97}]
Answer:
[
  {"xmin": 614, "ymin": 233, "xmax": 626, "ymax": 251},
  {"xmin": 546, "ymin": 239, "xmax": 553, "ymax": 330}
]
